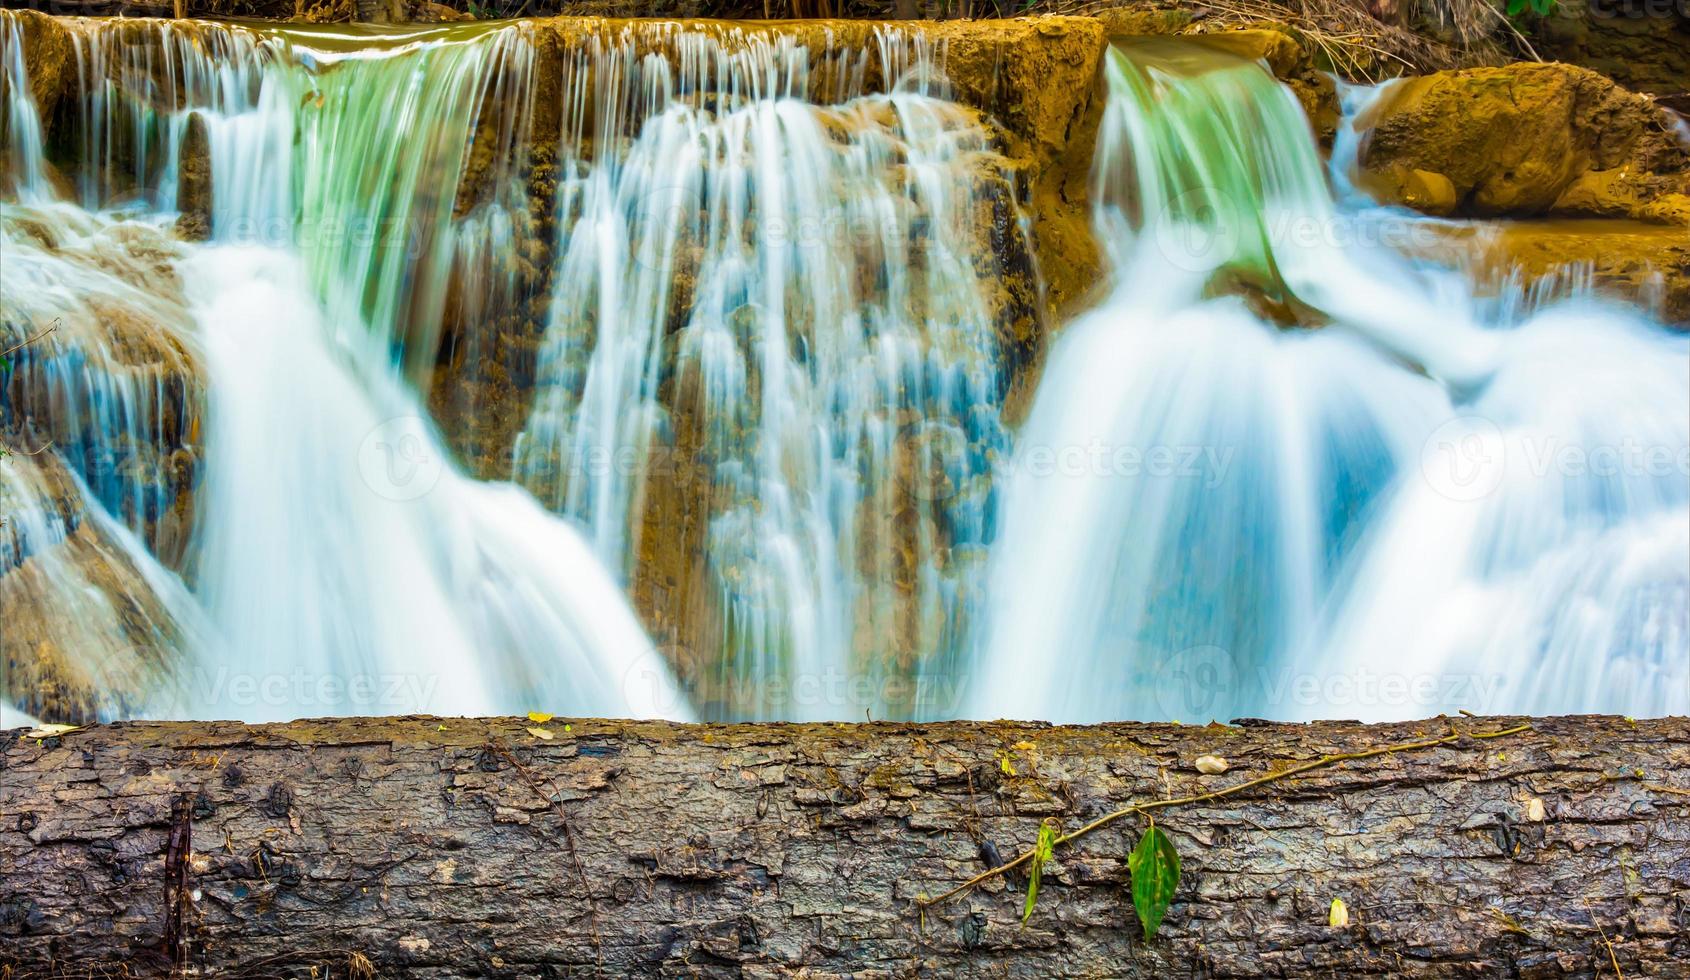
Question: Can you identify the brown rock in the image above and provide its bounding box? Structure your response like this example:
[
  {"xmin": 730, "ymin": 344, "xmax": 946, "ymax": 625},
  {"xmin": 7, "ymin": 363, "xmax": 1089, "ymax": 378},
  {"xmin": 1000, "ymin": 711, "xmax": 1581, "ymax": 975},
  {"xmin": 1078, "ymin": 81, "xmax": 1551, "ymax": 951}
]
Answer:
[
  {"xmin": 174, "ymin": 111, "xmax": 212, "ymax": 242},
  {"xmin": 3, "ymin": 9, "xmax": 72, "ymax": 135},
  {"xmin": 1357, "ymin": 62, "xmax": 1690, "ymax": 222},
  {"xmin": 408, "ymin": 0, "xmax": 475, "ymax": 21},
  {"xmin": 1388, "ymin": 166, "xmax": 1459, "ymax": 215},
  {"xmin": 1526, "ymin": 0, "xmax": 1690, "ymax": 102},
  {"xmin": 0, "ymin": 453, "xmax": 185, "ymax": 723},
  {"xmin": 1405, "ymin": 218, "xmax": 1690, "ymax": 327}
]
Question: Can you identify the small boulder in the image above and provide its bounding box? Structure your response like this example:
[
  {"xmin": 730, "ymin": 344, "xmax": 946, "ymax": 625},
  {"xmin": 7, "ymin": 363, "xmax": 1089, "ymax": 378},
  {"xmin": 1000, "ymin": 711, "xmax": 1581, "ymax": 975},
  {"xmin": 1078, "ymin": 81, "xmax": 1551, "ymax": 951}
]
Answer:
[
  {"xmin": 1379, "ymin": 166, "xmax": 1459, "ymax": 216},
  {"xmin": 1357, "ymin": 62, "xmax": 1689, "ymax": 223}
]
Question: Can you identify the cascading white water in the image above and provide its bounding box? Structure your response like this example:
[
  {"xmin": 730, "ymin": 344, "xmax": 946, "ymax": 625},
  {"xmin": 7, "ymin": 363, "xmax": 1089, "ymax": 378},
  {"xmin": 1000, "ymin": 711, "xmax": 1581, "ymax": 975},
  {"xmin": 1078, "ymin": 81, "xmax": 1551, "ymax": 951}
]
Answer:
[
  {"xmin": 2, "ymin": 16, "xmax": 689, "ymax": 721},
  {"xmin": 3, "ymin": 15, "xmax": 50, "ymax": 201},
  {"xmin": 510, "ymin": 26, "xmax": 1012, "ymax": 720},
  {"xmin": 969, "ymin": 41, "xmax": 1688, "ymax": 722},
  {"xmin": 5, "ymin": 15, "xmax": 1683, "ymax": 726},
  {"xmin": 0, "ymin": 190, "xmax": 214, "ymax": 719}
]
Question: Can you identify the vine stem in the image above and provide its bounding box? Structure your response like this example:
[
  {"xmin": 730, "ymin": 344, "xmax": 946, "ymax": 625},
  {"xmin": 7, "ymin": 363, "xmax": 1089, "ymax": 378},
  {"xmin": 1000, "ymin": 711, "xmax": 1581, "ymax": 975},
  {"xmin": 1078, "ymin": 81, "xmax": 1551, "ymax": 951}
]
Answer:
[
  {"xmin": 917, "ymin": 721, "xmax": 1535, "ymax": 909},
  {"xmin": 487, "ymin": 737, "xmax": 603, "ymax": 965},
  {"xmin": 1, "ymin": 318, "xmax": 60, "ymax": 360}
]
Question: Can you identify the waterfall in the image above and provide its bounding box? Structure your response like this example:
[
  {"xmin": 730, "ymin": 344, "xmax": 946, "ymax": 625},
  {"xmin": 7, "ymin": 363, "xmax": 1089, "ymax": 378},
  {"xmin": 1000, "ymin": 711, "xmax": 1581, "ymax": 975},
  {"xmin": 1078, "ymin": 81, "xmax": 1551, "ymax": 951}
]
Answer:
[
  {"xmin": 3, "ymin": 15, "xmax": 49, "ymax": 200},
  {"xmin": 969, "ymin": 42, "xmax": 1688, "ymax": 722},
  {"xmin": 2, "ymin": 15, "xmax": 688, "ymax": 721},
  {"xmin": 508, "ymin": 25, "xmax": 1011, "ymax": 720},
  {"xmin": 4, "ymin": 14, "xmax": 1684, "ymax": 726}
]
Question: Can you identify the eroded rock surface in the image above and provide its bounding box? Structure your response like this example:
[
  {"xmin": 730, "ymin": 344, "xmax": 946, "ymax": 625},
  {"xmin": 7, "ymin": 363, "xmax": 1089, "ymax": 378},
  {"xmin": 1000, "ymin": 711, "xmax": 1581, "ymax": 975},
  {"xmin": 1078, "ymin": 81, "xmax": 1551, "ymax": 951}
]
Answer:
[
  {"xmin": 1410, "ymin": 218, "xmax": 1690, "ymax": 327},
  {"xmin": 1526, "ymin": 0, "xmax": 1690, "ymax": 108},
  {"xmin": 1357, "ymin": 62, "xmax": 1690, "ymax": 222}
]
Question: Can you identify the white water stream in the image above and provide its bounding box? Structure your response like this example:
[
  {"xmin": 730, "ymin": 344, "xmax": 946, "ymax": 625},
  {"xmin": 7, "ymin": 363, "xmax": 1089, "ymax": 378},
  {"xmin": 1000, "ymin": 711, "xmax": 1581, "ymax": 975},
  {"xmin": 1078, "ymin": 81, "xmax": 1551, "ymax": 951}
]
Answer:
[
  {"xmin": 2, "ymin": 17, "xmax": 1684, "ymax": 724},
  {"xmin": 969, "ymin": 43, "xmax": 1688, "ymax": 721},
  {"xmin": 3, "ymin": 18, "xmax": 687, "ymax": 721}
]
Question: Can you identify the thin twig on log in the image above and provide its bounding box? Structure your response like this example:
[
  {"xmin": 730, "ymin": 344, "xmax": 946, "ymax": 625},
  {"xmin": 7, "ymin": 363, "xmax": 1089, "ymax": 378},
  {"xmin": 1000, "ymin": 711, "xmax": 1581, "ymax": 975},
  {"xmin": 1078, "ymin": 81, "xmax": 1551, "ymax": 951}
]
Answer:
[
  {"xmin": 918, "ymin": 721, "xmax": 1534, "ymax": 907},
  {"xmin": 1, "ymin": 318, "xmax": 59, "ymax": 360},
  {"xmin": 487, "ymin": 738, "xmax": 604, "ymax": 965}
]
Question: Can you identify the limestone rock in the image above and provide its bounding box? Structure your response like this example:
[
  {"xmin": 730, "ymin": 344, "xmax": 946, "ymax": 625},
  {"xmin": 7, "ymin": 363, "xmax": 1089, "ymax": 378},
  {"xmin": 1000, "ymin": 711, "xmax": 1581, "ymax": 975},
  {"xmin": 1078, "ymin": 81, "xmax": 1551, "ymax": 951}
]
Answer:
[
  {"xmin": 1357, "ymin": 62, "xmax": 1690, "ymax": 222},
  {"xmin": 408, "ymin": 0, "xmax": 476, "ymax": 21},
  {"xmin": 174, "ymin": 112, "xmax": 213, "ymax": 242},
  {"xmin": 1377, "ymin": 165, "xmax": 1460, "ymax": 215},
  {"xmin": 4, "ymin": 9, "xmax": 72, "ymax": 132},
  {"xmin": 1405, "ymin": 218, "xmax": 1690, "ymax": 327},
  {"xmin": 1525, "ymin": 0, "xmax": 1690, "ymax": 104}
]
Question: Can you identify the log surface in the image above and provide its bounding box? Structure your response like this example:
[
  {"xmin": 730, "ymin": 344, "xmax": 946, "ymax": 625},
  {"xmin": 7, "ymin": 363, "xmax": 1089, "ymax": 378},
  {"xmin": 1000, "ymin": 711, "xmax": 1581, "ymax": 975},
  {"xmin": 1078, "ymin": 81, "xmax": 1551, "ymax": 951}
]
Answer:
[{"xmin": 2, "ymin": 715, "xmax": 1687, "ymax": 978}]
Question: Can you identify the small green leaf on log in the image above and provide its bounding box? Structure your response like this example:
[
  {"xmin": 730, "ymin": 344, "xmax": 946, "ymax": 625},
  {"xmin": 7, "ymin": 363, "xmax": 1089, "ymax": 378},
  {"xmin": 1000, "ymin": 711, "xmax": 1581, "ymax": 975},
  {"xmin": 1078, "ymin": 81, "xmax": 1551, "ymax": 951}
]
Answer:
[
  {"xmin": 1128, "ymin": 820, "xmax": 1180, "ymax": 941},
  {"xmin": 1329, "ymin": 898, "xmax": 1349, "ymax": 927},
  {"xmin": 1022, "ymin": 819, "xmax": 1058, "ymax": 925}
]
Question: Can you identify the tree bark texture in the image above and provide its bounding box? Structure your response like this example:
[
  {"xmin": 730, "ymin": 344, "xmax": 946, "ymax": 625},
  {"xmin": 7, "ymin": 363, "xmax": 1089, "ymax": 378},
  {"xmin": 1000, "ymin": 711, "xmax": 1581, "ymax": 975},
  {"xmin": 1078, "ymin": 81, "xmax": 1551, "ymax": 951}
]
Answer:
[{"xmin": 2, "ymin": 715, "xmax": 1687, "ymax": 978}]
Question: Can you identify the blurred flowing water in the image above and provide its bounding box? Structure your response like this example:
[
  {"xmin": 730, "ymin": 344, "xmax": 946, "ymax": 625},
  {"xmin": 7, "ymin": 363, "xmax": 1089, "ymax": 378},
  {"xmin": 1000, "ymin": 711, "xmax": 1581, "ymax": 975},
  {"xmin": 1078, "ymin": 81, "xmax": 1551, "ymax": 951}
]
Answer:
[
  {"xmin": 3, "ymin": 17, "xmax": 685, "ymax": 720},
  {"xmin": 1, "ymin": 17, "xmax": 1684, "ymax": 724},
  {"xmin": 507, "ymin": 28, "xmax": 1008, "ymax": 719},
  {"xmin": 969, "ymin": 42, "xmax": 1688, "ymax": 722}
]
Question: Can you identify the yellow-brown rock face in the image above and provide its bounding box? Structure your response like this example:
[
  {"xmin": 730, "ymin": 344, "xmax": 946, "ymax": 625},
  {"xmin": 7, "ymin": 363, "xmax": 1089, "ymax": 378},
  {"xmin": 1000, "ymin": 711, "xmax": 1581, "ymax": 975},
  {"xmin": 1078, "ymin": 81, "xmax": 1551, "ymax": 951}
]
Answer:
[{"xmin": 1357, "ymin": 62, "xmax": 1690, "ymax": 222}]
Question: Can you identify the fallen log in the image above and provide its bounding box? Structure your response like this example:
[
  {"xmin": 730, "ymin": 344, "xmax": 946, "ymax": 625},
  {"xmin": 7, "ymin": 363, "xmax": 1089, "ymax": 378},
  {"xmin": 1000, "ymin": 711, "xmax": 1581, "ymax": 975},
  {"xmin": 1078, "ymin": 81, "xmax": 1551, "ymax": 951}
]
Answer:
[{"xmin": 1, "ymin": 714, "xmax": 1686, "ymax": 978}]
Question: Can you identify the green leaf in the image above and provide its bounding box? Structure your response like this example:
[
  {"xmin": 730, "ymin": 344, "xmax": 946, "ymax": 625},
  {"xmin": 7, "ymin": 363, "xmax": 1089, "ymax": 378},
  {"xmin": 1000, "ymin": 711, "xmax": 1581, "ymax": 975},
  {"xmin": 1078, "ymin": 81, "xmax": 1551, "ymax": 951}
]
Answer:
[
  {"xmin": 1505, "ymin": 0, "xmax": 1527, "ymax": 14},
  {"xmin": 1022, "ymin": 820, "xmax": 1058, "ymax": 925},
  {"xmin": 1128, "ymin": 821, "xmax": 1180, "ymax": 941}
]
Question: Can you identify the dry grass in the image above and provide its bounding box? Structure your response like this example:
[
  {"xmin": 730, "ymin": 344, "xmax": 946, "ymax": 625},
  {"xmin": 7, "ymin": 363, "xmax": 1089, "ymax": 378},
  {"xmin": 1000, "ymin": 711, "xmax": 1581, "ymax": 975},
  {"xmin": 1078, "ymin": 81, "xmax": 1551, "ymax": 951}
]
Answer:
[
  {"xmin": 738, "ymin": 0, "xmax": 1525, "ymax": 78},
  {"xmin": 55, "ymin": 0, "xmax": 1533, "ymax": 79},
  {"xmin": 1056, "ymin": 0, "xmax": 1521, "ymax": 77}
]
